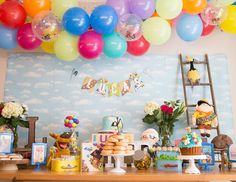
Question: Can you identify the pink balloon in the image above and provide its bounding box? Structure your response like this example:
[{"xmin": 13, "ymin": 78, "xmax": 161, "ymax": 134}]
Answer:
[
  {"xmin": 78, "ymin": 31, "xmax": 104, "ymax": 59},
  {"xmin": 17, "ymin": 23, "xmax": 42, "ymax": 50}
]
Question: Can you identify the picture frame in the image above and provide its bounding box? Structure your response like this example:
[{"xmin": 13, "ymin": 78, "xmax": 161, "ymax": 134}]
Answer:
[
  {"xmin": 0, "ymin": 132, "xmax": 13, "ymax": 154},
  {"xmin": 31, "ymin": 143, "xmax": 47, "ymax": 165},
  {"xmin": 198, "ymin": 142, "xmax": 215, "ymax": 170}
]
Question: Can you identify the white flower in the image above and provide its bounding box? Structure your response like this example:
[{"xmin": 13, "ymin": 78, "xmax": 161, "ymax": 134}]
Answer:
[
  {"xmin": 1, "ymin": 102, "xmax": 24, "ymax": 118},
  {"xmin": 144, "ymin": 101, "xmax": 159, "ymax": 115},
  {"xmin": 21, "ymin": 104, "xmax": 28, "ymax": 113}
]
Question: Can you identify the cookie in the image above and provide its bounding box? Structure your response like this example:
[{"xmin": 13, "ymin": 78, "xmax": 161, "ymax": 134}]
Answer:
[
  {"xmin": 125, "ymin": 150, "xmax": 134, "ymax": 155},
  {"xmin": 116, "ymin": 142, "xmax": 128, "ymax": 146},
  {"xmin": 113, "ymin": 150, "xmax": 126, "ymax": 154},
  {"xmin": 112, "ymin": 134, "xmax": 125, "ymax": 140},
  {"xmin": 101, "ymin": 150, "xmax": 113, "ymax": 155},
  {"xmin": 108, "ymin": 137, "xmax": 119, "ymax": 143},
  {"xmin": 105, "ymin": 142, "xmax": 115, "ymax": 146},
  {"xmin": 114, "ymin": 146, "xmax": 127, "ymax": 151},
  {"xmin": 119, "ymin": 139, "xmax": 129, "ymax": 143},
  {"xmin": 127, "ymin": 145, "xmax": 133, "ymax": 150},
  {"xmin": 103, "ymin": 145, "xmax": 114, "ymax": 150}
]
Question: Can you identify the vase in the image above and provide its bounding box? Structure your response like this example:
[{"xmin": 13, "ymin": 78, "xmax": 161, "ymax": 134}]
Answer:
[{"xmin": 161, "ymin": 134, "xmax": 172, "ymax": 147}]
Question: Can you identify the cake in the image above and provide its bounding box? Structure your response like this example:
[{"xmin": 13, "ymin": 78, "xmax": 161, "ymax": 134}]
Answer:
[
  {"xmin": 100, "ymin": 116, "xmax": 123, "ymax": 133},
  {"xmin": 101, "ymin": 134, "xmax": 134, "ymax": 155},
  {"xmin": 179, "ymin": 127, "xmax": 202, "ymax": 155}
]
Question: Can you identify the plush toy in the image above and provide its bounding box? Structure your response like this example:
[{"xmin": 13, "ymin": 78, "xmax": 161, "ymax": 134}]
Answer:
[
  {"xmin": 46, "ymin": 132, "xmax": 72, "ymax": 168},
  {"xmin": 192, "ymin": 99, "xmax": 218, "ymax": 137},
  {"xmin": 186, "ymin": 56, "xmax": 200, "ymax": 86},
  {"xmin": 141, "ymin": 128, "xmax": 159, "ymax": 146}
]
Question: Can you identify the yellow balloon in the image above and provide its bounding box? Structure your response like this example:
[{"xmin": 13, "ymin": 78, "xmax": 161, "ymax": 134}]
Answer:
[
  {"xmin": 52, "ymin": 0, "xmax": 78, "ymax": 19},
  {"xmin": 142, "ymin": 17, "xmax": 171, "ymax": 45},
  {"xmin": 54, "ymin": 31, "xmax": 79, "ymax": 61},
  {"xmin": 220, "ymin": 5, "xmax": 236, "ymax": 34},
  {"xmin": 41, "ymin": 42, "xmax": 54, "ymax": 54}
]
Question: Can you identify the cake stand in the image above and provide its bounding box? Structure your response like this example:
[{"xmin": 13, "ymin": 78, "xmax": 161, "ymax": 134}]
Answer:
[
  {"xmin": 102, "ymin": 153, "xmax": 134, "ymax": 173},
  {"xmin": 178, "ymin": 155, "xmax": 206, "ymax": 174}
]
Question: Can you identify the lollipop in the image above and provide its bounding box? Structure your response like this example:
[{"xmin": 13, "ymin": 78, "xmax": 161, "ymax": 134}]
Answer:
[{"xmin": 64, "ymin": 115, "xmax": 79, "ymax": 129}]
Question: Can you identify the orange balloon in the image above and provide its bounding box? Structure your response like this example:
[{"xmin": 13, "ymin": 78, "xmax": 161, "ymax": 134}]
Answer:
[
  {"xmin": 23, "ymin": 0, "xmax": 51, "ymax": 17},
  {"xmin": 183, "ymin": 0, "xmax": 207, "ymax": 15}
]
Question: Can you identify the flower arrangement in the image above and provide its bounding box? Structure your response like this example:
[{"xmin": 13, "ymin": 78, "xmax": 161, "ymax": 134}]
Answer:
[
  {"xmin": 0, "ymin": 101, "xmax": 28, "ymax": 148},
  {"xmin": 143, "ymin": 100, "xmax": 186, "ymax": 147}
]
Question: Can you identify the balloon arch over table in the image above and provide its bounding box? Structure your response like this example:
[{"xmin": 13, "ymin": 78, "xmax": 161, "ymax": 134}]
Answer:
[{"xmin": 0, "ymin": 0, "xmax": 236, "ymax": 61}]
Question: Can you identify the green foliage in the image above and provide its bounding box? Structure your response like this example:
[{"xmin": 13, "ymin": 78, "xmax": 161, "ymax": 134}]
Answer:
[{"xmin": 155, "ymin": 154, "xmax": 178, "ymax": 161}]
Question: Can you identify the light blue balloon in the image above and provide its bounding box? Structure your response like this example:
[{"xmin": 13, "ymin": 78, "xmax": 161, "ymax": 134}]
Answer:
[
  {"xmin": 176, "ymin": 14, "xmax": 203, "ymax": 42},
  {"xmin": 62, "ymin": 7, "xmax": 90, "ymax": 36},
  {"xmin": 0, "ymin": 25, "xmax": 17, "ymax": 49},
  {"xmin": 103, "ymin": 32, "xmax": 127, "ymax": 58}
]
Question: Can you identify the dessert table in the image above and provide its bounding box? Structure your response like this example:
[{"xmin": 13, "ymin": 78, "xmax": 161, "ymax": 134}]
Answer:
[{"xmin": 1, "ymin": 168, "xmax": 236, "ymax": 182}]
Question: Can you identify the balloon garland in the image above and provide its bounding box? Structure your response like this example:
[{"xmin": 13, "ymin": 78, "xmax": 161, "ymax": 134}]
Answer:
[{"xmin": 0, "ymin": 0, "xmax": 236, "ymax": 61}]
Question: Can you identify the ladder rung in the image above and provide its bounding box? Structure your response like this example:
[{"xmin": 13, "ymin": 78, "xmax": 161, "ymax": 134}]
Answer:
[
  {"xmin": 185, "ymin": 83, "xmax": 211, "ymax": 86},
  {"xmin": 182, "ymin": 61, "xmax": 207, "ymax": 65},
  {"xmin": 191, "ymin": 126, "xmax": 218, "ymax": 130},
  {"xmin": 187, "ymin": 104, "xmax": 196, "ymax": 107}
]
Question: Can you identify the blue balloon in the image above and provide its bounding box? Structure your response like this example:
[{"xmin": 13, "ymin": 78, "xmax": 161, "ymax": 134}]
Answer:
[
  {"xmin": 0, "ymin": 25, "xmax": 17, "ymax": 49},
  {"xmin": 90, "ymin": 5, "xmax": 118, "ymax": 35},
  {"xmin": 176, "ymin": 14, "xmax": 203, "ymax": 42},
  {"xmin": 103, "ymin": 32, "xmax": 127, "ymax": 58},
  {"xmin": 62, "ymin": 7, "xmax": 90, "ymax": 36}
]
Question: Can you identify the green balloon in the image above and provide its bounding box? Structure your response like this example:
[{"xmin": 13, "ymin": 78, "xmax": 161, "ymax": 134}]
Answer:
[
  {"xmin": 52, "ymin": 0, "xmax": 79, "ymax": 19},
  {"xmin": 143, "ymin": 17, "xmax": 171, "ymax": 45},
  {"xmin": 156, "ymin": 0, "xmax": 183, "ymax": 19},
  {"xmin": 103, "ymin": 32, "xmax": 127, "ymax": 58},
  {"xmin": 54, "ymin": 31, "xmax": 79, "ymax": 61}
]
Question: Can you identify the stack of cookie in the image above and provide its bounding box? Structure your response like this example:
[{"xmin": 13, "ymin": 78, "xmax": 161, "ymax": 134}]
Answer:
[
  {"xmin": 0, "ymin": 153, "xmax": 23, "ymax": 160},
  {"xmin": 101, "ymin": 134, "xmax": 134, "ymax": 155}
]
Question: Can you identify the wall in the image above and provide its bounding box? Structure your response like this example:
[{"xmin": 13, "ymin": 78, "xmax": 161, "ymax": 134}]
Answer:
[{"xmin": 0, "ymin": 29, "xmax": 236, "ymax": 135}]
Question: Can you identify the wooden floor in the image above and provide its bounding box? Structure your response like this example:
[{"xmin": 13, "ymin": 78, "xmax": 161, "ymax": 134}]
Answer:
[{"xmin": 1, "ymin": 168, "xmax": 236, "ymax": 182}]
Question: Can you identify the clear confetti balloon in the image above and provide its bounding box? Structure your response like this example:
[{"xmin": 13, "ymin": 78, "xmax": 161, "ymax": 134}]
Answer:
[
  {"xmin": 117, "ymin": 14, "xmax": 143, "ymax": 41},
  {"xmin": 32, "ymin": 11, "xmax": 61, "ymax": 42},
  {"xmin": 201, "ymin": 3, "xmax": 228, "ymax": 25}
]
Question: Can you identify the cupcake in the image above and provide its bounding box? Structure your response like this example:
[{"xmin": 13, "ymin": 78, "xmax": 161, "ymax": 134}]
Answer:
[{"xmin": 179, "ymin": 127, "xmax": 202, "ymax": 155}]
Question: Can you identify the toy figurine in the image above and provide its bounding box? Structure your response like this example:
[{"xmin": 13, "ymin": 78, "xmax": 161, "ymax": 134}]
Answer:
[
  {"xmin": 46, "ymin": 132, "xmax": 72, "ymax": 168},
  {"xmin": 141, "ymin": 128, "xmax": 159, "ymax": 146},
  {"xmin": 186, "ymin": 56, "xmax": 200, "ymax": 86},
  {"xmin": 111, "ymin": 116, "xmax": 123, "ymax": 133},
  {"xmin": 192, "ymin": 99, "xmax": 218, "ymax": 137}
]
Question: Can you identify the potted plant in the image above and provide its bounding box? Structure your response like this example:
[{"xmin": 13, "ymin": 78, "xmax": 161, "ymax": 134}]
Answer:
[
  {"xmin": 0, "ymin": 101, "xmax": 28, "ymax": 148},
  {"xmin": 143, "ymin": 100, "xmax": 186, "ymax": 146}
]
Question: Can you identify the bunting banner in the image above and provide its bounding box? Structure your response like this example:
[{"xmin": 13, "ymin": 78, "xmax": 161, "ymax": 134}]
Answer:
[{"xmin": 81, "ymin": 73, "xmax": 144, "ymax": 97}]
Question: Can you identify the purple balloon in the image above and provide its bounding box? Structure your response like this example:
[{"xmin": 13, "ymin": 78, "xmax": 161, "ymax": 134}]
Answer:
[
  {"xmin": 129, "ymin": 0, "xmax": 155, "ymax": 20},
  {"xmin": 106, "ymin": 0, "xmax": 129, "ymax": 17},
  {"xmin": 17, "ymin": 23, "xmax": 41, "ymax": 50}
]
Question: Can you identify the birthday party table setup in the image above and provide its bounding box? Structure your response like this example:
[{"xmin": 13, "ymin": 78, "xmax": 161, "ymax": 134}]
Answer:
[{"xmin": 1, "ymin": 0, "xmax": 236, "ymax": 181}]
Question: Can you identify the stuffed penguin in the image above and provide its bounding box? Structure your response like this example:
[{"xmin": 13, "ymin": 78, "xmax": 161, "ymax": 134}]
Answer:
[
  {"xmin": 186, "ymin": 56, "xmax": 200, "ymax": 86},
  {"xmin": 192, "ymin": 99, "xmax": 218, "ymax": 137}
]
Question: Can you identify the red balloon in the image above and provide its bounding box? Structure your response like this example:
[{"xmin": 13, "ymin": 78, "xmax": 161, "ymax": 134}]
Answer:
[
  {"xmin": 127, "ymin": 36, "xmax": 150, "ymax": 56},
  {"xmin": 0, "ymin": 1, "xmax": 26, "ymax": 28},
  {"xmin": 200, "ymin": 15, "xmax": 215, "ymax": 36}
]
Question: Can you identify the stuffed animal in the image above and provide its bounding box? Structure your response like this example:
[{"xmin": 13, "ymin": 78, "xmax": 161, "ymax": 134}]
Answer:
[
  {"xmin": 192, "ymin": 99, "xmax": 218, "ymax": 137},
  {"xmin": 186, "ymin": 56, "xmax": 200, "ymax": 86},
  {"xmin": 141, "ymin": 128, "xmax": 159, "ymax": 146},
  {"xmin": 46, "ymin": 132, "xmax": 72, "ymax": 168}
]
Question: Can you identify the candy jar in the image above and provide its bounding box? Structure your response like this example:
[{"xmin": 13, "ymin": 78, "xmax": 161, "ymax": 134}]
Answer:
[{"xmin": 133, "ymin": 149, "xmax": 151, "ymax": 170}]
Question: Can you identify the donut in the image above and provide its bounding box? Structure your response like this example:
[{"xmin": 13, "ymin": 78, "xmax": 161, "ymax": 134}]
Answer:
[
  {"xmin": 108, "ymin": 137, "xmax": 119, "ymax": 143},
  {"xmin": 112, "ymin": 134, "xmax": 125, "ymax": 140},
  {"xmin": 105, "ymin": 142, "xmax": 115, "ymax": 146},
  {"xmin": 103, "ymin": 146, "xmax": 114, "ymax": 150},
  {"xmin": 113, "ymin": 150, "xmax": 126, "ymax": 154},
  {"xmin": 116, "ymin": 142, "xmax": 128, "ymax": 146},
  {"xmin": 167, "ymin": 147, "xmax": 173, "ymax": 152},
  {"xmin": 101, "ymin": 150, "xmax": 113, "ymax": 155},
  {"xmin": 114, "ymin": 146, "xmax": 127, "ymax": 151}
]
